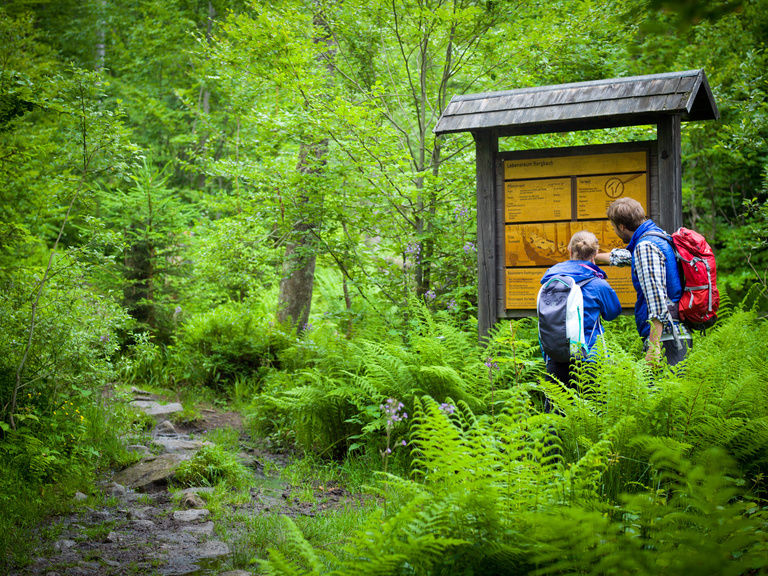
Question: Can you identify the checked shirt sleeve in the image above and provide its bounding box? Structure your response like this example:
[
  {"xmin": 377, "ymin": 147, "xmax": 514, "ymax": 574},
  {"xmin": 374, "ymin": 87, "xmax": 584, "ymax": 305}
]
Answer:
[
  {"xmin": 609, "ymin": 248, "xmax": 632, "ymax": 267},
  {"xmin": 634, "ymin": 241, "xmax": 672, "ymax": 327}
]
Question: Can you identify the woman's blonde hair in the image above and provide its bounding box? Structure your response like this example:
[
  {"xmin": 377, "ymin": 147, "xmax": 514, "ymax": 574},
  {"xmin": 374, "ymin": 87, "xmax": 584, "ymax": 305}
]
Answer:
[{"xmin": 568, "ymin": 230, "xmax": 600, "ymax": 261}]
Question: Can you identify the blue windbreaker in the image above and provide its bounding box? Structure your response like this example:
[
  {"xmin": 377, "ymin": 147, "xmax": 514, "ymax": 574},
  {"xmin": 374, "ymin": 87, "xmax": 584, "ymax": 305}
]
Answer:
[{"xmin": 540, "ymin": 260, "xmax": 622, "ymax": 354}]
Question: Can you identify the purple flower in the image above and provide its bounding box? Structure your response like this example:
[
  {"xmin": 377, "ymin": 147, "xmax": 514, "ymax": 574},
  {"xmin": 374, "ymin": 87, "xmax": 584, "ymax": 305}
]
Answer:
[
  {"xmin": 447, "ymin": 298, "xmax": 457, "ymax": 311},
  {"xmin": 463, "ymin": 241, "xmax": 476, "ymax": 254},
  {"xmin": 401, "ymin": 439, "xmax": 407, "ymax": 446},
  {"xmin": 425, "ymin": 290, "xmax": 436, "ymax": 301},
  {"xmin": 453, "ymin": 205, "xmax": 469, "ymax": 221},
  {"xmin": 439, "ymin": 402, "xmax": 455, "ymax": 415},
  {"xmin": 405, "ymin": 242, "xmax": 421, "ymax": 256},
  {"xmin": 381, "ymin": 398, "xmax": 407, "ymax": 427},
  {"xmin": 485, "ymin": 357, "xmax": 498, "ymax": 371},
  {"xmin": 99, "ymin": 335, "xmax": 110, "ymax": 342}
]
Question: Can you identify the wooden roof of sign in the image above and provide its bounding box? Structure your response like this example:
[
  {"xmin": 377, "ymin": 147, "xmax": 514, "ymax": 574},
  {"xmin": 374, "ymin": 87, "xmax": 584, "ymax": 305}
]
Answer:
[{"xmin": 434, "ymin": 69, "xmax": 718, "ymax": 136}]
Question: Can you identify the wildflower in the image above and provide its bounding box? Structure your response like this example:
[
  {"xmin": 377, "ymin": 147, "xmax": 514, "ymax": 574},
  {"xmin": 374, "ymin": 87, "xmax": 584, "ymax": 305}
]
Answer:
[
  {"xmin": 453, "ymin": 205, "xmax": 469, "ymax": 221},
  {"xmin": 405, "ymin": 242, "xmax": 421, "ymax": 262},
  {"xmin": 439, "ymin": 402, "xmax": 456, "ymax": 415},
  {"xmin": 425, "ymin": 290, "xmax": 436, "ymax": 301},
  {"xmin": 463, "ymin": 241, "xmax": 476, "ymax": 254},
  {"xmin": 447, "ymin": 298, "xmax": 457, "ymax": 311},
  {"xmin": 381, "ymin": 398, "xmax": 407, "ymax": 426},
  {"xmin": 484, "ymin": 357, "xmax": 498, "ymax": 371},
  {"xmin": 401, "ymin": 439, "xmax": 407, "ymax": 446},
  {"xmin": 100, "ymin": 334, "xmax": 110, "ymax": 342}
]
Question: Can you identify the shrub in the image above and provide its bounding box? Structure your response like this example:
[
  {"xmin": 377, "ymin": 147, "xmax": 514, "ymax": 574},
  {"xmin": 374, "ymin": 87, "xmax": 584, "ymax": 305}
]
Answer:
[
  {"xmin": 168, "ymin": 300, "xmax": 291, "ymax": 390},
  {"xmin": 174, "ymin": 444, "xmax": 251, "ymax": 489}
]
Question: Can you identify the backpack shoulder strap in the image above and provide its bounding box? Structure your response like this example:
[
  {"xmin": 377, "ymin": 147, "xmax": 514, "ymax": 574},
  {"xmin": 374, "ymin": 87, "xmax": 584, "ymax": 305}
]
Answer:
[{"xmin": 639, "ymin": 230, "xmax": 672, "ymax": 244}]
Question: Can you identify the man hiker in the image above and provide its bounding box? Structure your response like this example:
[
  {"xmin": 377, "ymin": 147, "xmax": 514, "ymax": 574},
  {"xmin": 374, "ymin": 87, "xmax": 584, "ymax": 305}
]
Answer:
[{"xmin": 596, "ymin": 197, "xmax": 692, "ymax": 366}]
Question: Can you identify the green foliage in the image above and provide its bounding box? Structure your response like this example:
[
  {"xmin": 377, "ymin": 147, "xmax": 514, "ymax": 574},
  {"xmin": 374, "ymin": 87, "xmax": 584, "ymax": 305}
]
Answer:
[
  {"xmin": 174, "ymin": 444, "xmax": 251, "ymax": 489},
  {"xmin": 167, "ymin": 299, "xmax": 291, "ymax": 390},
  {"xmin": 259, "ymin": 310, "xmax": 768, "ymax": 576}
]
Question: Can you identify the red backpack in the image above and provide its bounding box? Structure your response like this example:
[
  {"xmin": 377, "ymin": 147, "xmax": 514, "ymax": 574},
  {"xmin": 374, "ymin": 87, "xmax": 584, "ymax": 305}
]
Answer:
[{"xmin": 644, "ymin": 227, "xmax": 719, "ymax": 331}]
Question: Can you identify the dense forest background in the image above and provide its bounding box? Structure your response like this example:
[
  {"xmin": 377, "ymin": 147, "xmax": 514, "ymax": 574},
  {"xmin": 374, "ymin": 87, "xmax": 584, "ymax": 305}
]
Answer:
[{"xmin": 2, "ymin": 0, "xmax": 768, "ymax": 573}]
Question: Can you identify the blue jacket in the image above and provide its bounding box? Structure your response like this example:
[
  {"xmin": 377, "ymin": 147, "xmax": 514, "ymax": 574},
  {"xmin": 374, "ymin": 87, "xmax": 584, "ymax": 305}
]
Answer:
[
  {"xmin": 540, "ymin": 260, "xmax": 622, "ymax": 353},
  {"xmin": 626, "ymin": 220, "xmax": 683, "ymax": 338}
]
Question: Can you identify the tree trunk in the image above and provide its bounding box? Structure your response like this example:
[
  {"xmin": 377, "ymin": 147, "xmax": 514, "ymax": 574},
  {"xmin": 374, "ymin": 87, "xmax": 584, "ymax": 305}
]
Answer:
[
  {"xmin": 276, "ymin": 141, "xmax": 327, "ymax": 330},
  {"xmin": 276, "ymin": 6, "xmax": 335, "ymax": 332}
]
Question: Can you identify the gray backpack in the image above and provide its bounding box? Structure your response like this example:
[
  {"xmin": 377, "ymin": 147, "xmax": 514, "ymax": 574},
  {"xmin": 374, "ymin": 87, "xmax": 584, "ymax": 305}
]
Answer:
[{"xmin": 536, "ymin": 276, "xmax": 594, "ymax": 363}]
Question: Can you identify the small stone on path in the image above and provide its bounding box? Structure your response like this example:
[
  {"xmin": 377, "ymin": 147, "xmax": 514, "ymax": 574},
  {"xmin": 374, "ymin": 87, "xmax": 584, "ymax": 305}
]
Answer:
[
  {"xmin": 173, "ymin": 508, "xmax": 210, "ymax": 522},
  {"xmin": 130, "ymin": 400, "xmax": 183, "ymax": 419},
  {"xmin": 181, "ymin": 492, "xmax": 205, "ymax": 509},
  {"xmin": 198, "ymin": 540, "xmax": 230, "ymax": 559},
  {"xmin": 181, "ymin": 521, "xmax": 215, "ymax": 537},
  {"xmin": 155, "ymin": 419, "xmax": 177, "ymax": 435},
  {"xmin": 53, "ymin": 539, "xmax": 76, "ymax": 551}
]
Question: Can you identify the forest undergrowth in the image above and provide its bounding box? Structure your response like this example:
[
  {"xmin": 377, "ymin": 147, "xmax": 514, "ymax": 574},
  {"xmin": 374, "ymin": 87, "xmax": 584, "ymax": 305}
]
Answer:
[{"xmin": 4, "ymin": 287, "xmax": 768, "ymax": 574}]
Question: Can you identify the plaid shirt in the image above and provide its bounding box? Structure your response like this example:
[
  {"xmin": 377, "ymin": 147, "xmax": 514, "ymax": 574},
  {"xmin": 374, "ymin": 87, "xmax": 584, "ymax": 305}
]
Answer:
[{"xmin": 610, "ymin": 244, "xmax": 689, "ymax": 338}]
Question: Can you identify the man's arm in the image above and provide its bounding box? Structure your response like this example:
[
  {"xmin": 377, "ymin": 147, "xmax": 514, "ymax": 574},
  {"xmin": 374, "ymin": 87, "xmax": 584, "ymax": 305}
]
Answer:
[
  {"xmin": 596, "ymin": 248, "xmax": 632, "ymax": 267},
  {"xmin": 634, "ymin": 242, "xmax": 670, "ymax": 364},
  {"xmin": 595, "ymin": 252, "xmax": 611, "ymax": 265}
]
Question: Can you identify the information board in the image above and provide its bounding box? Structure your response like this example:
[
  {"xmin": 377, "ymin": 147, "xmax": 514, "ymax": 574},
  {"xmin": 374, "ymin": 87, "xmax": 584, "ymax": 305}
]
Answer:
[
  {"xmin": 505, "ymin": 178, "xmax": 571, "ymax": 222},
  {"xmin": 503, "ymin": 148, "xmax": 648, "ymax": 310},
  {"xmin": 506, "ymin": 267, "xmax": 636, "ymax": 308}
]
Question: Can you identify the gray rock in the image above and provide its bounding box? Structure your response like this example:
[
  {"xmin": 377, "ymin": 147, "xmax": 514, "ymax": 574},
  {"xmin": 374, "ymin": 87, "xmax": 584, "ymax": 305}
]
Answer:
[
  {"xmin": 127, "ymin": 506, "xmax": 155, "ymax": 520},
  {"xmin": 105, "ymin": 531, "xmax": 120, "ymax": 543},
  {"xmin": 197, "ymin": 540, "xmax": 230, "ymax": 559},
  {"xmin": 173, "ymin": 508, "xmax": 210, "ymax": 522},
  {"xmin": 155, "ymin": 419, "xmax": 177, "ymax": 435},
  {"xmin": 130, "ymin": 386, "xmax": 151, "ymax": 396},
  {"xmin": 105, "ymin": 481, "xmax": 127, "ymax": 496},
  {"xmin": 73, "ymin": 491, "xmax": 88, "ymax": 502},
  {"xmin": 126, "ymin": 444, "xmax": 150, "ymax": 455},
  {"xmin": 219, "ymin": 571, "xmax": 253, "ymax": 576},
  {"xmin": 180, "ymin": 492, "xmax": 205, "ymax": 509},
  {"xmin": 53, "ymin": 539, "xmax": 76, "ymax": 551},
  {"xmin": 112, "ymin": 453, "xmax": 187, "ymax": 490},
  {"xmin": 152, "ymin": 436, "xmax": 211, "ymax": 453},
  {"xmin": 181, "ymin": 520, "xmax": 215, "ymax": 537},
  {"xmin": 130, "ymin": 400, "xmax": 183, "ymax": 418},
  {"xmin": 132, "ymin": 519, "xmax": 156, "ymax": 529}
]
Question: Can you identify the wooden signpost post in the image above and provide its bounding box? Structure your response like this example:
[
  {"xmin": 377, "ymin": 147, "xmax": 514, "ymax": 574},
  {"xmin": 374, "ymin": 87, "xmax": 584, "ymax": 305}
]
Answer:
[{"xmin": 434, "ymin": 70, "xmax": 719, "ymax": 341}]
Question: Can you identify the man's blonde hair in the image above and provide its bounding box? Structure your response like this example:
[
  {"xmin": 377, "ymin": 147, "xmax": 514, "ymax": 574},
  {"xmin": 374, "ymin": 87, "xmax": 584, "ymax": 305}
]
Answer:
[{"xmin": 568, "ymin": 230, "xmax": 599, "ymax": 261}]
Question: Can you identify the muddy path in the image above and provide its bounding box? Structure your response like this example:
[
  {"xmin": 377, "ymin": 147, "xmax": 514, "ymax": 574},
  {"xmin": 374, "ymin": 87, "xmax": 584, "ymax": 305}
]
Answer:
[{"xmin": 10, "ymin": 388, "xmax": 367, "ymax": 576}]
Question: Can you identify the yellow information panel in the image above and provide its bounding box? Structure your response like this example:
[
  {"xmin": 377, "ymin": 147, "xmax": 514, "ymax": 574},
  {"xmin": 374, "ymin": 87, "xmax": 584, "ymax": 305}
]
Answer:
[
  {"xmin": 504, "ymin": 151, "xmax": 647, "ymax": 180},
  {"xmin": 505, "ymin": 178, "xmax": 571, "ymax": 222},
  {"xmin": 505, "ymin": 266, "xmax": 636, "ymax": 309},
  {"xmin": 502, "ymin": 148, "xmax": 649, "ymax": 310},
  {"xmin": 576, "ymin": 173, "xmax": 647, "ymax": 219}
]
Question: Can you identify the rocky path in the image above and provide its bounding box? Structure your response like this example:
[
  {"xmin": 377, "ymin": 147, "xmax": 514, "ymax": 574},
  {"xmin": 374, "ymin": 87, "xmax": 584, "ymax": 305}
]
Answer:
[{"xmin": 10, "ymin": 388, "xmax": 363, "ymax": 576}]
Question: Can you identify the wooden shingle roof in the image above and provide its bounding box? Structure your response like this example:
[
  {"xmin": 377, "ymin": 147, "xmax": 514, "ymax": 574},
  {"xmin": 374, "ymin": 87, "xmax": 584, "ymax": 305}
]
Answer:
[{"xmin": 434, "ymin": 69, "xmax": 718, "ymax": 136}]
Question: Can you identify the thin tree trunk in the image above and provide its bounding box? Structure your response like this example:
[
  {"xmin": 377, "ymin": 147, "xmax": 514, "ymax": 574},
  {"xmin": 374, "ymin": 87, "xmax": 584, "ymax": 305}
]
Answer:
[{"xmin": 276, "ymin": 6, "xmax": 335, "ymax": 331}]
